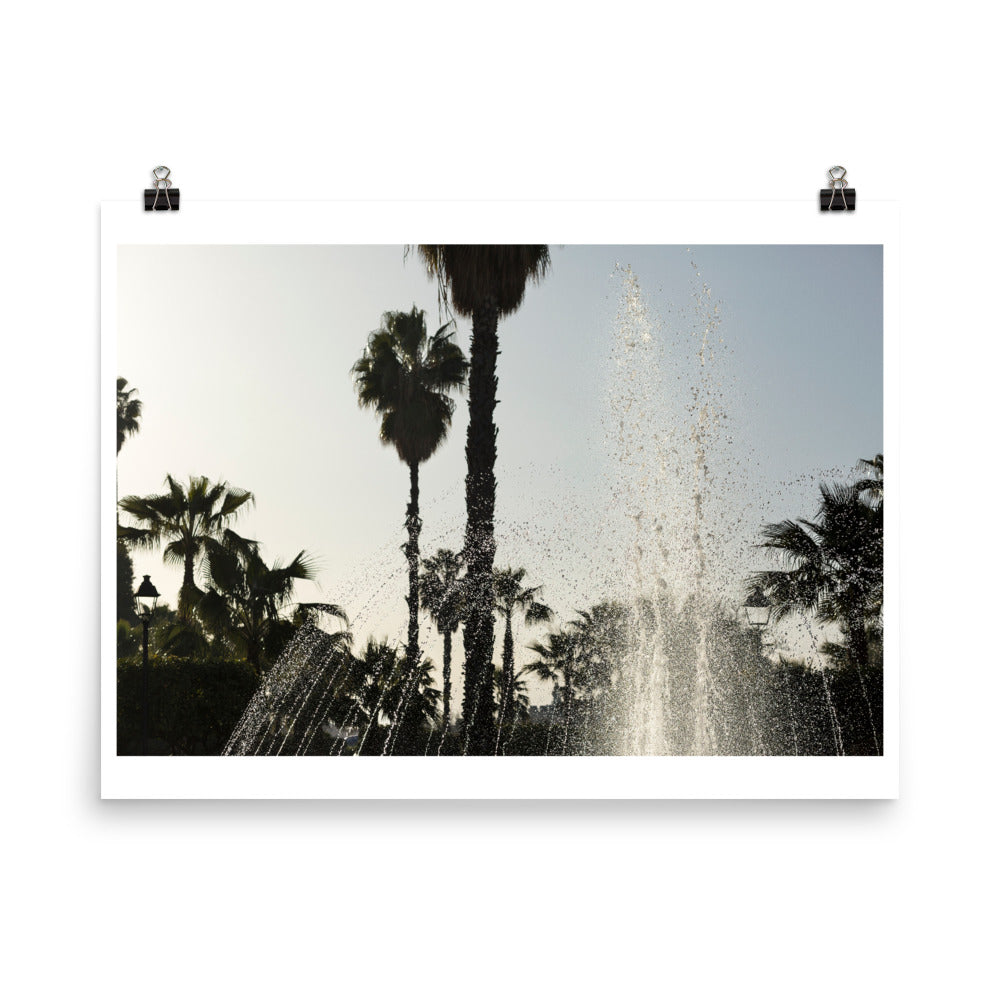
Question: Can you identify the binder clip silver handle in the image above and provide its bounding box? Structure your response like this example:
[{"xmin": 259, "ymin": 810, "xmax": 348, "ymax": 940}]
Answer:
[
  {"xmin": 820, "ymin": 165, "xmax": 855, "ymax": 212},
  {"xmin": 144, "ymin": 165, "xmax": 180, "ymax": 211},
  {"xmin": 829, "ymin": 166, "xmax": 848, "ymax": 208}
]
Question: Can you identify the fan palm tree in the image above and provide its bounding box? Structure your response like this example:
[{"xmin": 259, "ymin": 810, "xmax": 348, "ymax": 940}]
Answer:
[
  {"xmin": 351, "ymin": 307, "xmax": 467, "ymax": 746},
  {"xmin": 747, "ymin": 474, "xmax": 883, "ymax": 670},
  {"xmin": 493, "ymin": 566, "xmax": 552, "ymax": 738},
  {"xmin": 524, "ymin": 627, "xmax": 582, "ymax": 754},
  {"xmin": 348, "ymin": 638, "xmax": 402, "ymax": 750},
  {"xmin": 416, "ymin": 245, "xmax": 550, "ymax": 754},
  {"xmin": 198, "ymin": 530, "xmax": 345, "ymax": 674},
  {"xmin": 347, "ymin": 638, "xmax": 440, "ymax": 755},
  {"xmin": 493, "ymin": 665, "xmax": 531, "ymax": 723},
  {"xmin": 116, "ymin": 377, "xmax": 142, "ymax": 455},
  {"xmin": 419, "ymin": 548, "xmax": 464, "ymax": 742},
  {"xmin": 118, "ymin": 474, "xmax": 255, "ymax": 621},
  {"xmin": 567, "ymin": 601, "xmax": 631, "ymax": 701}
]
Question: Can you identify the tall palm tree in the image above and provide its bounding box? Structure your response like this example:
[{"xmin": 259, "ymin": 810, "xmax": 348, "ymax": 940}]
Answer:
[
  {"xmin": 116, "ymin": 377, "xmax": 142, "ymax": 455},
  {"xmin": 116, "ymin": 378, "xmax": 144, "ymax": 622},
  {"xmin": 493, "ymin": 566, "xmax": 552, "ymax": 738},
  {"xmin": 118, "ymin": 474, "xmax": 255, "ymax": 621},
  {"xmin": 747, "ymin": 473, "xmax": 883, "ymax": 670},
  {"xmin": 198, "ymin": 530, "xmax": 344, "ymax": 674},
  {"xmin": 351, "ymin": 307, "xmax": 467, "ymax": 746},
  {"xmin": 416, "ymin": 245, "xmax": 550, "ymax": 754},
  {"xmin": 419, "ymin": 548, "xmax": 464, "ymax": 741}
]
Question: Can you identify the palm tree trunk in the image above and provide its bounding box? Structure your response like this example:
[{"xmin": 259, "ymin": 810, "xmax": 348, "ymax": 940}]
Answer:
[
  {"xmin": 498, "ymin": 612, "xmax": 515, "ymax": 735},
  {"xmin": 440, "ymin": 629, "xmax": 452, "ymax": 745},
  {"xmin": 562, "ymin": 667, "xmax": 574, "ymax": 755},
  {"xmin": 248, "ymin": 602, "xmax": 261, "ymax": 676},
  {"xmin": 398, "ymin": 460, "xmax": 423, "ymax": 753},
  {"xmin": 405, "ymin": 461, "xmax": 422, "ymax": 670},
  {"xmin": 846, "ymin": 609, "xmax": 879, "ymax": 753},
  {"xmin": 847, "ymin": 612, "xmax": 869, "ymax": 671},
  {"xmin": 179, "ymin": 551, "xmax": 196, "ymax": 623},
  {"xmin": 462, "ymin": 299, "xmax": 499, "ymax": 755}
]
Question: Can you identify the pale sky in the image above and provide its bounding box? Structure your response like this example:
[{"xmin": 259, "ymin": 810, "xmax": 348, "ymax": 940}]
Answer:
[{"xmin": 117, "ymin": 244, "xmax": 882, "ymax": 700}]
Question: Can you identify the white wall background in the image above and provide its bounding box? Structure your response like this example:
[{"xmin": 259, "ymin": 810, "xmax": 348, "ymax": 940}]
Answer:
[{"xmin": 2, "ymin": 2, "xmax": 996, "ymax": 997}]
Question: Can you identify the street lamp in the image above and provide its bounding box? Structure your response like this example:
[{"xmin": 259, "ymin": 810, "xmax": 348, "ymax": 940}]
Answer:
[
  {"xmin": 135, "ymin": 575, "xmax": 159, "ymax": 755},
  {"xmin": 743, "ymin": 586, "xmax": 772, "ymax": 629}
]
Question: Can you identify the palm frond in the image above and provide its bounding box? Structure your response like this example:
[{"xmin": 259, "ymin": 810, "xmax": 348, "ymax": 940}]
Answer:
[
  {"xmin": 120, "ymin": 475, "xmax": 255, "ymax": 616},
  {"xmin": 116, "ymin": 377, "xmax": 142, "ymax": 453},
  {"xmin": 296, "ymin": 602, "xmax": 350, "ymax": 627},
  {"xmin": 419, "ymin": 548, "xmax": 465, "ymax": 631},
  {"xmin": 116, "ymin": 524, "xmax": 159, "ymax": 549},
  {"xmin": 758, "ymin": 520, "xmax": 821, "ymax": 564},
  {"xmin": 415, "ymin": 246, "xmax": 551, "ymax": 318},
  {"xmin": 525, "ymin": 600, "xmax": 553, "ymax": 625},
  {"xmin": 748, "ymin": 466, "xmax": 883, "ymax": 642},
  {"xmin": 215, "ymin": 487, "xmax": 255, "ymax": 519},
  {"xmin": 352, "ymin": 306, "xmax": 468, "ymax": 469}
]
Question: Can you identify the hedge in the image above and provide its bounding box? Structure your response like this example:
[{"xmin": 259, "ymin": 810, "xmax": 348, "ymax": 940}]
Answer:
[{"xmin": 117, "ymin": 658, "xmax": 259, "ymax": 756}]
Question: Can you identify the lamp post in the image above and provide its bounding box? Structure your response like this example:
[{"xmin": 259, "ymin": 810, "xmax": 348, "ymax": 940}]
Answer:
[
  {"xmin": 743, "ymin": 586, "xmax": 772, "ymax": 629},
  {"xmin": 135, "ymin": 574, "xmax": 159, "ymax": 755}
]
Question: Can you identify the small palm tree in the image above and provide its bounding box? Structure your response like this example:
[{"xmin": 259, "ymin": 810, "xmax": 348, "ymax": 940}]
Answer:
[
  {"xmin": 566, "ymin": 602, "xmax": 632, "ymax": 702},
  {"xmin": 116, "ymin": 377, "xmax": 142, "ymax": 455},
  {"xmin": 747, "ymin": 470, "xmax": 883, "ymax": 670},
  {"xmin": 352, "ymin": 307, "xmax": 466, "ymax": 747},
  {"xmin": 493, "ymin": 665, "xmax": 531, "ymax": 723},
  {"xmin": 493, "ymin": 567, "xmax": 552, "ymax": 738},
  {"xmin": 348, "ymin": 638, "xmax": 440, "ymax": 755},
  {"xmin": 349, "ymin": 638, "xmax": 402, "ymax": 745},
  {"xmin": 419, "ymin": 548, "xmax": 464, "ymax": 742},
  {"xmin": 416, "ymin": 245, "xmax": 551, "ymax": 755},
  {"xmin": 198, "ymin": 530, "xmax": 345, "ymax": 674},
  {"xmin": 524, "ymin": 627, "xmax": 580, "ymax": 754},
  {"xmin": 118, "ymin": 475, "xmax": 255, "ymax": 621}
]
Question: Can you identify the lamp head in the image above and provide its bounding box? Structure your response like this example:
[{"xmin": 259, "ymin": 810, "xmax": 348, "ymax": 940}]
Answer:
[
  {"xmin": 135, "ymin": 575, "xmax": 159, "ymax": 620},
  {"xmin": 743, "ymin": 586, "xmax": 771, "ymax": 628}
]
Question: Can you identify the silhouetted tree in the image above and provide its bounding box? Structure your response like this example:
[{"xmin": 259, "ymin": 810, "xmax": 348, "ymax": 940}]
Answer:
[
  {"xmin": 116, "ymin": 377, "xmax": 142, "ymax": 455},
  {"xmin": 568, "ymin": 601, "xmax": 631, "ymax": 702},
  {"xmin": 118, "ymin": 475, "xmax": 254, "ymax": 621},
  {"xmin": 493, "ymin": 665, "xmax": 531, "ymax": 723},
  {"xmin": 419, "ymin": 548, "xmax": 464, "ymax": 744},
  {"xmin": 416, "ymin": 245, "xmax": 550, "ymax": 754},
  {"xmin": 198, "ymin": 530, "xmax": 345, "ymax": 674},
  {"xmin": 525, "ymin": 627, "xmax": 581, "ymax": 754},
  {"xmin": 116, "ymin": 377, "xmax": 143, "ymax": 623},
  {"xmin": 116, "ymin": 541, "xmax": 137, "ymax": 624},
  {"xmin": 352, "ymin": 307, "xmax": 466, "ymax": 751},
  {"xmin": 748, "ymin": 471, "xmax": 882, "ymax": 670},
  {"xmin": 854, "ymin": 453, "xmax": 884, "ymax": 505},
  {"xmin": 348, "ymin": 638, "xmax": 440, "ymax": 755},
  {"xmin": 493, "ymin": 566, "xmax": 552, "ymax": 742}
]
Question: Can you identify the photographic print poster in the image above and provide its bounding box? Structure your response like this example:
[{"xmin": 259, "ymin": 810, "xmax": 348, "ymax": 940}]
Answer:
[{"xmin": 102, "ymin": 201, "xmax": 898, "ymax": 798}]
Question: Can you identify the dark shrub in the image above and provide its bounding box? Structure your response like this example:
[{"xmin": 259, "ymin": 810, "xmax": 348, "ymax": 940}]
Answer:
[{"xmin": 117, "ymin": 658, "xmax": 259, "ymax": 755}]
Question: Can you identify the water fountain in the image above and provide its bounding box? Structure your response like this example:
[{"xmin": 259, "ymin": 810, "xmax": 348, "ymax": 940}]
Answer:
[{"xmin": 605, "ymin": 260, "xmax": 743, "ymax": 754}]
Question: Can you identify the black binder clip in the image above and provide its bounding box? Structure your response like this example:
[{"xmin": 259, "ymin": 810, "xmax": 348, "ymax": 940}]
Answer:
[
  {"xmin": 144, "ymin": 166, "xmax": 180, "ymax": 211},
  {"xmin": 819, "ymin": 165, "xmax": 854, "ymax": 211}
]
